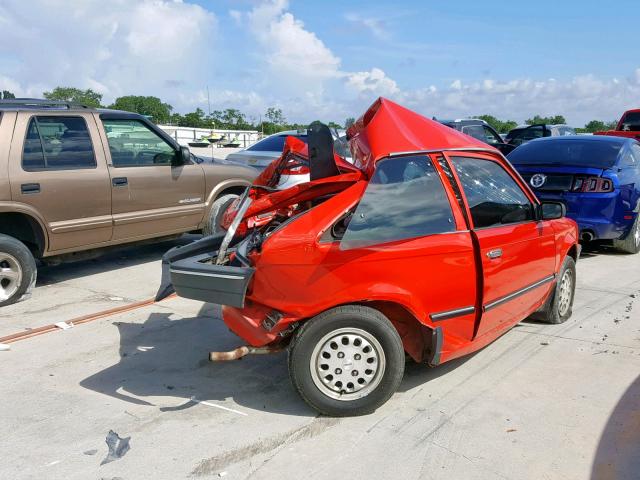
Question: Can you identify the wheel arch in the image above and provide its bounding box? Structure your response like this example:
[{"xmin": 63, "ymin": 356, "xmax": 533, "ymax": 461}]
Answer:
[
  {"xmin": 0, "ymin": 210, "xmax": 47, "ymax": 257},
  {"xmin": 352, "ymin": 300, "xmax": 438, "ymax": 364}
]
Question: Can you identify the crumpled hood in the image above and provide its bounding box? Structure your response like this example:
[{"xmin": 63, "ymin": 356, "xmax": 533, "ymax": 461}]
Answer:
[{"xmin": 347, "ymin": 97, "xmax": 497, "ymax": 177}]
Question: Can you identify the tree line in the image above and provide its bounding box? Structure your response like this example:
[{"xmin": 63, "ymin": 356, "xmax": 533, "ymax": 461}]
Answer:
[{"xmin": 0, "ymin": 86, "xmax": 619, "ymax": 134}]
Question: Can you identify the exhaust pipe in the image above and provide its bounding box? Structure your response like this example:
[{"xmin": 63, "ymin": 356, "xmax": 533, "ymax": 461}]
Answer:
[
  {"xmin": 209, "ymin": 345, "xmax": 282, "ymax": 361},
  {"xmin": 581, "ymin": 231, "xmax": 594, "ymax": 242}
]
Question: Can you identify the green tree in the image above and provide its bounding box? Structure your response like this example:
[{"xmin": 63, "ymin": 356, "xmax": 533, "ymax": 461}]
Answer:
[
  {"xmin": 1, "ymin": 90, "xmax": 16, "ymax": 99},
  {"xmin": 180, "ymin": 108, "xmax": 206, "ymax": 128},
  {"xmin": 109, "ymin": 96, "xmax": 173, "ymax": 124},
  {"xmin": 344, "ymin": 117, "xmax": 356, "ymax": 129},
  {"xmin": 265, "ymin": 107, "xmax": 286, "ymax": 126},
  {"xmin": 43, "ymin": 87, "xmax": 102, "ymax": 108},
  {"xmin": 581, "ymin": 120, "xmax": 617, "ymax": 133},
  {"xmin": 525, "ymin": 114, "xmax": 567, "ymax": 126},
  {"xmin": 476, "ymin": 114, "xmax": 518, "ymax": 133}
]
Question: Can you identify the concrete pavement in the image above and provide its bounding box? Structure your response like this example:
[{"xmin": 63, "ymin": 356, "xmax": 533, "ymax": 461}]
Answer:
[{"xmin": 0, "ymin": 241, "xmax": 638, "ymax": 479}]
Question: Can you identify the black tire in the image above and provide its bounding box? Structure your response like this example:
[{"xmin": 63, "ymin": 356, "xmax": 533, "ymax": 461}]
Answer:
[
  {"xmin": 534, "ymin": 256, "xmax": 576, "ymax": 324},
  {"xmin": 202, "ymin": 194, "xmax": 239, "ymax": 237},
  {"xmin": 0, "ymin": 234, "xmax": 37, "ymax": 307},
  {"xmin": 613, "ymin": 215, "xmax": 640, "ymax": 254},
  {"xmin": 288, "ymin": 305, "xmax": 405, "ymax": 417}
]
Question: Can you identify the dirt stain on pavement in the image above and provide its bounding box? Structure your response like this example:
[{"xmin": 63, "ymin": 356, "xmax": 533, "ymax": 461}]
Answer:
[{"xmin": 191, "ymin": 417, "xmax": 340, "ymax": 476}]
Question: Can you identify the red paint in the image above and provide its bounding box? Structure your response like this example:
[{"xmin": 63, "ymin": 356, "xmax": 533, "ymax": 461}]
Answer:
[
  {"xmin": 594, "ymin": 108, "xmax": 640, "ymax": 140},
  {"xmin": 220, "ymin": 98, "xmax": 579, "ymax": 365}
]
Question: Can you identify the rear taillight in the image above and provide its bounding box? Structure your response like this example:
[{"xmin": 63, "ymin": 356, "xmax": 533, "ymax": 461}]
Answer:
[{"xmin": 572, "ymin": 176, "xmax": 613, "ymax": 193}]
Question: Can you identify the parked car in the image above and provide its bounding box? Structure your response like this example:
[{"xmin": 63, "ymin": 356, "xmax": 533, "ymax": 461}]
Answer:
[
  {"xmin": 594, "ymin": 108, "xmax": 640, "ymax": 141},
  {"xmin": 505, "ymin": 124, "xmax": 575, "ymax": 147},
  {"xmin": 0, "ymin": 99, "xmax": 257, "ymax": 307},
  {"xmin": 438, "ymin": 118, "xmax": 515, "ymax": 155},
  {"xmin": 157, "ymin": 98, "xmax": 579, "ymax": 416},
  {"xmin": 226, "ymin": 128, "xmax": 351, "ymax": 171},
  {"xmin": 508, "ymin": 136, "xmax": 640, "ymax": 253}
]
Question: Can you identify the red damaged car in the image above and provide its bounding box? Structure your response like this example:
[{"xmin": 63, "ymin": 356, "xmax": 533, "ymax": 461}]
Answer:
[{"xmin": 157, "ymin": 98, "xmax": 579, "ymax": 416}]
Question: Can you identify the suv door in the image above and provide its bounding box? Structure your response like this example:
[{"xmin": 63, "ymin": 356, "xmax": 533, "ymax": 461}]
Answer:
[
  {"xmin": 99, "ymin": 117, "xmax": 205, "ymax": 241},
  {"xmin": 447, "ymin": 154, "xmax": 556, "ymax": 337},
  {"xmin": 9, "ymin": 112, "xmax": 112, "ymax": 252}
]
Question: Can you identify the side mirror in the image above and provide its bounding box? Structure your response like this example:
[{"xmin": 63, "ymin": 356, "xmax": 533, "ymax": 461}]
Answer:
[
  {"xmin": 540, "ymin": 202, "xmax": 566, "ymax": 220},
  {"xmin": 173, "ymin": 146, "xmax": 190, "ymax": 167}
]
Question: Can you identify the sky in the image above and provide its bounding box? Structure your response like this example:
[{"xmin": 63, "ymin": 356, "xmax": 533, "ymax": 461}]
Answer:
[{"xmin": 1, "ymin": 0, "xmax": 639, "ymax": 126}]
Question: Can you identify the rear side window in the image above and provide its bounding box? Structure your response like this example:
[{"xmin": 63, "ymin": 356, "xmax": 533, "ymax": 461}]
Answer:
[
  {"xmin": 22, "ymin": 116, "xmax": 96, "ymax": 171},
  {"xmin": 341, "ymin": 155, "xmax": 455, "ymax": 249},
  {"xmin": 247, "ymin": 134, "xmax": 307, "ymax": 152},
  {"xmin": 450, "ymin": 156, "xmax": 534, "ymax": 228}
]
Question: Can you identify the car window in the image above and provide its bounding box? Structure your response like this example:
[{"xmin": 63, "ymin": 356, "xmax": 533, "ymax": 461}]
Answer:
[
  {"xmin": 620, "ymin": 112, "xmax": 640, "ymax": 132},
  {"xmin": 247, "ymin": 134, "xmax": 307, "ymax": 152},
  {"xmin": 462, "ymin": 125, "xmax": 487, "ymax": 143},
  {"xmin": 483, "ymin": 126, "xmax": 503, "ymax": 145},
  {"xmin": 341, "ymin": 155, "xmax": 455, "ymax": 249},
  {"xmin": 508, "ymin": 139, "xmax": 623, "ymax": 169},
  {"xmin": 508, "ymin": 126, "xmax": 545, "ymax": 146},
  {"xmin": 625, "ymin": 143, "xmax": 640, "ymax": 167},
  {"xmin": 22, "ymin": 116, "xmax": 96, "ymax": 171},
  {"xmin": 450, "ymin": 156, "xmax": 534, "ymax": 228},
  {"xmin": 102, "ymin": 119, "xmax": 176, "ymax": 167}
]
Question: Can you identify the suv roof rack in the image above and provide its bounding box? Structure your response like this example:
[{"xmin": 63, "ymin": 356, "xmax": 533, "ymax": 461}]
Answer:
[{"xmin": 0, "ymin": 98, "xmax": 91, "ymax": 109}]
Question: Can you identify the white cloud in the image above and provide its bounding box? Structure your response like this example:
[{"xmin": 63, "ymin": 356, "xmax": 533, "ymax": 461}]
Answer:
[
  {"xmin": 345, "ymin": 68, "xmax": 399, "ymax": 97},
  {"xmin": 0, "ymin": 0, "xmax": 216, "ymax": 104}
]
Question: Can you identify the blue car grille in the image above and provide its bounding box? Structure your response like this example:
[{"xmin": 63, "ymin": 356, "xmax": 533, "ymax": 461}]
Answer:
[{"xmin": 520, "ymin": 173, "xmax": 574, "ymax": 191}]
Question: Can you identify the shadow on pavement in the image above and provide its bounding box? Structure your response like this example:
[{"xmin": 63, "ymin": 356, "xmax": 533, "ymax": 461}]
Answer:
[
  {"xmin": 36, "ymin": 235, "xmax": 197, "ymax": 286},
  {"xmin": 591, "ymin": 373, "xmax": 640, "ymax": 479},
  {"xmin": 80, "ymin": 303, "xmax": 315, "ymax": 417}
]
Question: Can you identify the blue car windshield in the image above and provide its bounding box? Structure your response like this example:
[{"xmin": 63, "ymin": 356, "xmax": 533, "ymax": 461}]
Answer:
[
  {"xmin": 508, "ymin": 140, "xmax": 622, "ymax": 169},
  {"xmin": 246, "ymin": 134, "xmax": 307, "ymax": 152}
]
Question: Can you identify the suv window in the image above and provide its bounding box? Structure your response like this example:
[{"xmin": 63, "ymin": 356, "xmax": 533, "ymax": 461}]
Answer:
[
  {"xmin": 341, "ymin": 155, "xmax": 455, "ymax": 249},
  {"xmin": 22, "ymin": 116, "xmax": 96, "ymax": 171},
  {"xmin": 450, "ymin": 156, "xmax": 534, "ymax": 228},
  {"xmin": 103, "ymin": 119, "xmax": 177, "ymax": 167},
  {"xmin": 462, "ymin": 125, "xmax": 487, "ymax": 143},
  {"xmin": 483, "ymin": 126, "xmax": 503, "ymax": 145}
]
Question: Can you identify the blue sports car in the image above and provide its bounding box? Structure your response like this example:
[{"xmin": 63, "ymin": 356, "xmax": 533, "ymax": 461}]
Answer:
[{"xmin": 508, "ymin": 135, "xmax": 640, "ymax": 253}]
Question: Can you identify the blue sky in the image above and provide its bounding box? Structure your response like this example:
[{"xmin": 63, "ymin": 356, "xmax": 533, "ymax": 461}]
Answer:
[{"xmin": 1, "ymin": 0, "xmax": 639, "ymax": 125}]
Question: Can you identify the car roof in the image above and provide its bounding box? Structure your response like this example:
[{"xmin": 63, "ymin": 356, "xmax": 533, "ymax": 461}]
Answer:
[
  {"xmin": 347, "ymin": 97, "xmax": 496, "ymax": 175},
  {"xmin": 526, "ymin": 135, "xmax": 631, "ymax": 146},
  {"xmin": 511, "ymin": 124, "xmax": 571, "ymax": 129},
  {"xmin": 439, "ymin": 118, "xmax": 488, "ymax": 126}
]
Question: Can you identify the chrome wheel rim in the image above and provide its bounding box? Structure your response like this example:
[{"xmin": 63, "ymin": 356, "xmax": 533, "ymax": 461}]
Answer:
[
  {"xmin": 0, "ymin": 252, "xmax": 23, "ymax": 302},
  {"xmin": 557, "ymin": 270, "xmax": 573, "ymax": 317},
  {"xmin": 310, "ymin": 327, "xmax": 386, "ymax": 401},
  {"xmin": 634, "ymin": 221, "xmax": 640, "ymax": 248}
]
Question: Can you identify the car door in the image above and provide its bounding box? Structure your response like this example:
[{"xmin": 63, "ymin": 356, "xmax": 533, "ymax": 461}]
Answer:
[
  {"xmin": 99, "ymin": 117, "xmax": 205, "ymax": 241},
  {"xmin": 331, "ymin": 154, "xmax": 478, "ymax": 345},
  {"xmin": 9, "ymin": 112, "xmax": 112, "ymax": 252},
  {"xmin": 446, "ymin": 154, "xmax": 557, "ymax": 338}
]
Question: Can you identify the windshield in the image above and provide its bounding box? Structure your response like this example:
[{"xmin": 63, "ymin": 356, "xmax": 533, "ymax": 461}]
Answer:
[
  {"xmin": 508, "ymin": 140, "xmax": 623, "ymax": 168},
  {"xmin": 620, "ymin": 112, "xmax": 640, "ymax": 132},
  {"xmin": 247, "ymin": 134, "xmax": 307, "ymax": 152}
]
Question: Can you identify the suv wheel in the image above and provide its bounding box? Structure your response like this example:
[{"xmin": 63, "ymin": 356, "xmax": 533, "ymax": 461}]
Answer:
[
  {"xmin": 534, "ymin": 256, "xmax": 576, "ymax": 324},
  {"xmin": 0, "ymin": 234, "xmax": 37, "ymax": 307},
  {"xmin": 613, "ymin": 215, "xmax": 640, "ymax": 254},
  {"xmin": 288, "ymin": 305, "xmax": 405, "ymax": 417},
  {"xmin": 202, "ymin": 194, "xmax": 239, "ymax": 237}
]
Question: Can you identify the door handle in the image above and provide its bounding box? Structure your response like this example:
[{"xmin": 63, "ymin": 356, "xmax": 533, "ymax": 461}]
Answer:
[
  {"xmin": 112, "ymin": 177, "xmax": 128, "ymax": 187},
  {"xmin": 486, "ymin": 248, "xmax": 503, "ymax": 259},
  {"xmin": 21, "ymin": 183, "xmax": 40, "ymax": 194}
]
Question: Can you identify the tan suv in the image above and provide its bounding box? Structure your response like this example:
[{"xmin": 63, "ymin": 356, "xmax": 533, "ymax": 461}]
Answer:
[{"xmin": 0, "ymin": 99, "xmax": 257, "ymax": 306}]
